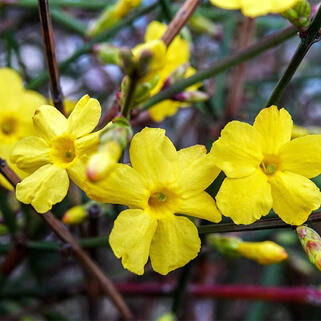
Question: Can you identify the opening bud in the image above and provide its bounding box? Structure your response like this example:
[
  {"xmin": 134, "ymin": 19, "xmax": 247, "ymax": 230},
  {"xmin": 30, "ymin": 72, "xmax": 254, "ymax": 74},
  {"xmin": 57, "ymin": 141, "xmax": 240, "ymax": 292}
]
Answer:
[{"xmin": 63, "ymin": 205, "xmax": 87, "ymax": 225}]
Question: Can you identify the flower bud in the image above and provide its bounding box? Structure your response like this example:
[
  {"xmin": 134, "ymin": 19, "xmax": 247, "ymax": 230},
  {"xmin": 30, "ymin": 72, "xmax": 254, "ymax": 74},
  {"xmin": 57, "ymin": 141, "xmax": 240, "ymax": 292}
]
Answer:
[
  {"xmin": 297, "ymin": 225, "xmax": 321, "ymax": 271},
  {"xmin": 87, "ymin": 0, "xmax": 141, "ymax": 37},
  {"xmin": 173, "ymin": 90, "xmax": 209, "ymax": 103},
  {"xmin": 157, "ymin": 312, "xmax": 176, "ymax": 321},
  {"xmin": 207, "ymin": 234, "xmax": 241, "ymax": 257},
  {"xmin": 63, "ymin": 205, "xmax": 87, "ymax": 225},
  {"xmin": 86, "ymin": 141, "xmax": 122, "ymax": 181},
  {"xmin": 189, "ymin": 13, "xmax": 223, "ymax": 40},
  {"xmin": 237, "ymin": 241, "xmax": 288, "ymax": 265},
  {"xmin": 95, "ymin": 44, "xmax": 135, "ymax": 75},
  {"xmin": 132, "ymin": 39, "xmax": 167, "ymax": 76},
  {"xmin": 87, "ymin": 117, "xmax": 132, "ymax": 181},
  {"xmin": 282, "ymin": 0, "xmax": 311, "ymax": 29},
  {"xmin": 162, "ymin": 64, "xmax": 190, "ymax": 89}
]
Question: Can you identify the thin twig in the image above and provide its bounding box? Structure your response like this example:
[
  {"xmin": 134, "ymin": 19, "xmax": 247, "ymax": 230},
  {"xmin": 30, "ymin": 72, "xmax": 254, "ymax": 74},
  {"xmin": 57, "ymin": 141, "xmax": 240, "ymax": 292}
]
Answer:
[
  {"xmin": 265, "ymin": 5, "xmax": 321, "ymax": 107},
  {"xmin": 140, "ymin": 26, "xmax": 297, "ymax": 111},
  {"xmin": 225, "ymin": 17, "xmax": 255, "ymax": 121},
  {"xmin": 0, "ymin": 159, "xmax": 133, "ymax": 321},
  {"xmin": 198, "ymin": 212, "xmax": 321, "ymax": 234},
  {"xmin": 162, "ymin": 0, "xmax": 201, "ymax": 46},
  {"xmin": 38, "ymin": 0, "xmax": 64, "ymax": 112}
]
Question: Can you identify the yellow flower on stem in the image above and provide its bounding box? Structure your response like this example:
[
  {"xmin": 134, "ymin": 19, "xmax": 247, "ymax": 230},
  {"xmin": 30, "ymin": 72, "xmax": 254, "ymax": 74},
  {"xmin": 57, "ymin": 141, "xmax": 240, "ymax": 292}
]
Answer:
[
  {"xmin": 210, "ymin": 0, "xmax": 299, "ymax": 18},
  {"xmin": 0, "ymin": 68, "xmax": 46, "ymax": 190},
  {"xmin": 141, "ymin": 21, "xmax": 200, "ymax": 122},
  {"xmin": 86, "ymin": 127, "xmax": 221, "ymax": 275},
  {"xmin": 11, "ymin": 95, "xmax": 102, "ymax": 213},
  {"xmin": 211, "ymin": 105, "xmax": 321, "ymax": 225}
]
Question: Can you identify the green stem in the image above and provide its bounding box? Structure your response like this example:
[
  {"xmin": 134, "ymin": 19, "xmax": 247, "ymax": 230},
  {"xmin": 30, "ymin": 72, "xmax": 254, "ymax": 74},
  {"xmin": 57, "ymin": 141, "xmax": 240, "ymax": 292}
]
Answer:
[
  {"xmin": 139, "ymin": 26, "xmax": 297, "ymax": 111},
  {"xmin": 160, "ymin": 0, "xmax": 173, "ymax": 21},
  {"xmin": 265, "ymin": 5, "xmax": 321, "ymax": 107},
  {"xmin": 171, "ymin": 262, "xmax": 193, "ymax": 316},
  {"xmin": 121, "ymin": 75, "xmax": 138, "ymax": 119},
  {"xmin": 26, "ymin": 2, "xmax": 159, "ymax": 89},
  {"xmin": 0, "ymin": 236, "xmax": 108, "ymax": 253},
  {"xmin": 1, "ymin": 0, "xmax": 108, "ymax": 9},
  {"xmin": 51, "ymin": 8, "xmax": 87, "ymax": 36},
  {"xmin": 198, "ymin": 211, "xmax": 321, "ymax": 234}
]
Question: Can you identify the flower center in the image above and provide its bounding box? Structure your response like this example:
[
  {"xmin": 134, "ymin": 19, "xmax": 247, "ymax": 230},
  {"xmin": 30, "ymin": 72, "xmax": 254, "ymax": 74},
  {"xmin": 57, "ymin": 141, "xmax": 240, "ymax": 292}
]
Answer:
[
  {"xmin": 147, "ymin": 188, "xmax": 178, "ymax": 218},
  {"xmin": 51, "ymin": 136, "xmax": 76, "ymax": 167},
  {"xmin": 260, "ymin": 155, "xmax": 279, "ymax": 175},
  {"xmin": 1, "ymin": 118, "xmax": 17, "ymax": 136},
  {"xmin": 148, "ymin": 192, "xmax": 168, "ymax": 207}
]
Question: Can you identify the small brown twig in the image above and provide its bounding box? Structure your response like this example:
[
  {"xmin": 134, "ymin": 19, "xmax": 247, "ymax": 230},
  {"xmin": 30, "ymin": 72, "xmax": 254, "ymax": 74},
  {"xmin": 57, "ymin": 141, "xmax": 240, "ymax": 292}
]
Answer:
[
  {"xmin": 0, "ymin": 159, "xmax": 133, "ymax": 321},
  {"xmin": 161, "ymin": 0, "xmax": 201, "ymax": 46},
  {"xmin": 225, "ymin": 17, "xmax": 255, "ymax": 122},
  {"xmin": 38, "ymin": 0, "xmax": 64, "ymax": 113}
]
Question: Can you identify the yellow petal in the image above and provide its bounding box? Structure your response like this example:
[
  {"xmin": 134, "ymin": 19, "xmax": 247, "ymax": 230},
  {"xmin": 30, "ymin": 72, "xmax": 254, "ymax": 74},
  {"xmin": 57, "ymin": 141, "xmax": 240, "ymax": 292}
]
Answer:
[
  {"xmin": 149, "ymin": 100, "xmax": 180, "ymax": 122},
  {"xmin": 254, "ymin": 106, "xmax": 292, "ymax": 154},
  {"xmin": 176, "ymin": 145, "xmax": 220, "ymax": 196},
  {"xmin": 241, "ymin": 0, "xmax": 272, "ymax": 17},
  {"xmin": 22, "ymin": 90, "xmax": 46, "ymax": 118},
  {"xmin": 33, "ymin": 105, "xmax": 68, "ymax": 141},
  {"xmin": 16, "ymin": 164, "xmax": 69, "ymax": 213},
  {"xmin": 270, "ymin": 0, "xmax": 299, "ymax": 13},
  {"xmin": 178, "ymin": 191, "xmax": 221, "ymax": 223},
  {"xmin": 129, "ymin": 127, "xmax": 178, "ymax": 188},
  {"xmin": 216, "ymin": 169, "xmax": 273, "ymax": 225},
  {"xmin": 67, "ymin": 158, "xmax": 88, "ymax": 191},
  {"xmin": 145, "ymin": 21, "xmax": 167, "ymax": 42},
  {"xmin": 270, "ymin": 171, "xmax": 321, "ymax": 225},
  {"xmin": 11, "ymin": 136, "xmax": 50, "ymax": 172},
  {"xmin": 85, "ymin": 163, "xmax": 148, "ymax": 208},
  {"xmin": 109, "ymin": 209, "xmax": 157, "ymax": 275},
  {"xmin": 150, "ymin": 215, "xmax": 200, "ymax": 275},
  {"xmin": 211, "ymin": 121, "xmax": 263, "ymax": 178},
  {"xmin": 75, "ymin": 131, "xmax": 100, "ymax": 162},
  {"xmin": 67, "ymin": 95, "xmax": 101, "ymax": 138},
  {"xmin": 0, "ymin": 68, "xmax": 23, "ymax": 99},
  {"xmin": 209, "ymin": 0, "xmax": 240, "ymax": 10},
  {"xmin": 280, "ymin": 135, "xmax": 321, "ymax": 178}
]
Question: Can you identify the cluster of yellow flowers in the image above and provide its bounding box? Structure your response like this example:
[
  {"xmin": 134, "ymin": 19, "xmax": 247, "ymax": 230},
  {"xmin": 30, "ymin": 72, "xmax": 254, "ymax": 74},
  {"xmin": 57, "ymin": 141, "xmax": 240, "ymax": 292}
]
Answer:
[{"xmin": 0, "ymin": 0, "xmax": 318, "ymax": 276}]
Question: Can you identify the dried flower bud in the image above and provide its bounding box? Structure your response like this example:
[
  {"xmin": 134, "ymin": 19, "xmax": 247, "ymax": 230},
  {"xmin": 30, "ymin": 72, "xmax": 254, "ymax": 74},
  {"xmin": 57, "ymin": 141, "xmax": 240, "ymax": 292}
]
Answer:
[{"xmin": 297, "ymin": 225, "xmax": 321, "ymax": 271}]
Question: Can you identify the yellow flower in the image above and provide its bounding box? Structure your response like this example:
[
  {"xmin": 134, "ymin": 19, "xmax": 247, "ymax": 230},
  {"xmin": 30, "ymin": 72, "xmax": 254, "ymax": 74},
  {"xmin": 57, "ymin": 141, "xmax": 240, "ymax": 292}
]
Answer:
[
  {"xmin": 141, "ymin": 21, "xmax": 199, "ymax": 122},
  {"xmin": 0, "ymin": 68, "xmax": 46, "ymax": 190},
  {"xmin": 11, "ymin": 95, "xmax": 102, "ymax": 213},
  {"xmin": 211, "ymin": 105, "xmax": 321, "ymax": 225},
  {"xmin": 210, "ymin": 0, "xmax": 299, "ymax": 17},
  {"xmin": 86, "ymin": 127, "xmax": 221, "ymax": 275}
]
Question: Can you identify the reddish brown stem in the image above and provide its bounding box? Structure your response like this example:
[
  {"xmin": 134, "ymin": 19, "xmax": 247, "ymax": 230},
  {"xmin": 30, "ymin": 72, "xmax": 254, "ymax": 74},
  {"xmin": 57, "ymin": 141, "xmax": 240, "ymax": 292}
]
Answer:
[
  {"xmin": 115, "ymin": 283, "xmax": 321, "ymax": 305},
  {"xmin": 38, "ymin": 0, "xmax": 65, "ymax": 113},
  {"xmin": 161, "ymin": 0, "xmax": 201, "ymax": 46},
  {"xmin": 0, "ymin": 159, "xmax": 133, "ymax": 321},
  {"xmin": 225, "ymin": 17, "xmax": 255, "ymax": 121}
]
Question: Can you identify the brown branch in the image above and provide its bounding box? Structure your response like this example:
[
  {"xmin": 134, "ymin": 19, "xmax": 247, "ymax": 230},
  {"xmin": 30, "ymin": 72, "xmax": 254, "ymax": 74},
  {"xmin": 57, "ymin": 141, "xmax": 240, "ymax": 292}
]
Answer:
[
  {"xmin": 161, "ymin": 0, "xmax": 201, "ymax": 47},
  {"xmin": 0, "ymin": 159, "xmax": 132, "ymax": 321},
  {"xmin": 38, "ymin": 0, "xmax": 64, "ymax": 113},
  {"xmin": 225, "ymin": 17, "xmax": 255, "ymax": 122}
]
